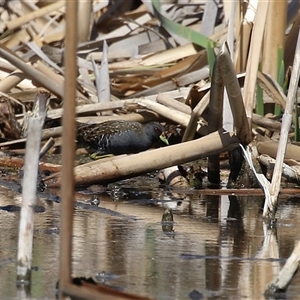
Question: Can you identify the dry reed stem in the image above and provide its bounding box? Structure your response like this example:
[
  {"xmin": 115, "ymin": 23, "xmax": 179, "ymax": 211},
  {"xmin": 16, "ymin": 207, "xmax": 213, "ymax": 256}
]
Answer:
[
  {"xmin": 243, "ymin": 0, "xmax": 269, "ymax": 122},
  {"xmin": 265, "ymin": 241, "xmax": 300, "ymax": 295},
  {"xmin": 0, "ymin": 44, "xmax": 64, "ymax": 97},
  {"xmin": 49, "ymin": 129, "xmax": 240, "ymax": 187},
  {"xmin": 16, "ymin": 118, "xmax": 42, "ymax": 283},
  {"xmin": 264, "ymin": 29, "xmax": 300, "ymax": 218},
  {"xmin": 138, "ymin": 99, "xmax": 190, "ymax": 126},
  {"xmin": 6, "ymin": 1, "xmax": 65, "ymax": 31},
  {"xmin": 156, "ymin": 93, "xmax": 191, "ymax": 115},
  {"xmin": 0, "ymin": 69, "xmax": 26, "ymax": 93},
  {"xmin": 182, "ymin": 92, "xmax": 210, "ymax": 142},
  {"xmin": 77, "ymin": 0, "xmax": 92, "ymax": 44},
  {"xmin": 262, "ymin": 1, "xmax": 287, "ymax": 78},
  {"xmin": 235, "ymin": 0, "xmax": 258, "ymax": 71},
  {"xmin": 59, "ymin": 0, "xmax": 77, "ymax": 293}
]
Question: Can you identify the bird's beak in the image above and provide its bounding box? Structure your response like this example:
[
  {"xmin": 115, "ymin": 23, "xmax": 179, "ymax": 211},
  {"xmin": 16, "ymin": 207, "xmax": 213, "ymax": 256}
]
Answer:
[{"xmin": 159, "ymin": 132, "xmax": 169, "ymax": 145}]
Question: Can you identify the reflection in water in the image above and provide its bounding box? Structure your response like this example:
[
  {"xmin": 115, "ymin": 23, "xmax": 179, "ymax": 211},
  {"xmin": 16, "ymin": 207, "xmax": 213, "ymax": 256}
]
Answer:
[
  {"xmin": 205, "ymin": 195, "xmax": 220, "ymax": 220},
  {"xmin": 161, "ymin": 208, "xmax": 174, "ymax": 233},
  {"xmin": 0, "ymin": 186, "xmax": 300, "ymax": 299},
  {"xmin": 16, "ymin": 284, "xmax": 31, "ymax": 299},
  {"xmin": 220, "ymin": 196, "xmax": 246, "ymax": 297}
]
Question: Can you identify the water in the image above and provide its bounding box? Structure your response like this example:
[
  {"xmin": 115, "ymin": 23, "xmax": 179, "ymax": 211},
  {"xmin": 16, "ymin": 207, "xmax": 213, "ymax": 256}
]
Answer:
[{"xmin": 0, "ymin": 180, "xmax": 299, "ymax": 300}]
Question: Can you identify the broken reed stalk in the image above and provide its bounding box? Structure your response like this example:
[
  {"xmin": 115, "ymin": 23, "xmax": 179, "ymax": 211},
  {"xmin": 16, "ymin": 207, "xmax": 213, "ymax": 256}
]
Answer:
[
  {"xmin": 207, "ymin": 43, "xmax": 224, "ymax": 184},
  {"xmin": 207, "ymin": 42, "xmax": 251, "ymax": 184},
  {"xmin": 182, "ymin": 92, "xmax": 210, "ymax": 142},
  {"xmin": 161, "ymin": 166, "xmax": 189, "ymax": 188},
  {"xmin": 265, "ymin": 240, "xmax": 300, "ymax": 296},
  {"xmin": 16, "ymin": 91, "xmax": 49, "ymax": 284},
  {"xmin": 264, "ymin": 29, "xmax": 300, "ymax": 218},
  {"xmin": 16, "ymin": 117, "xmax": 42, "ymax": 284},
  {"xmin": 207, "ymin": 52, "xmax": 224, "ymax": 185},
  {"xmin": 218, "ymin": 43, "xmax": 251, "ymax": 144},
  {"xmin": 48, "ymin": 129, "xmax": 240, "ymax": 187}
]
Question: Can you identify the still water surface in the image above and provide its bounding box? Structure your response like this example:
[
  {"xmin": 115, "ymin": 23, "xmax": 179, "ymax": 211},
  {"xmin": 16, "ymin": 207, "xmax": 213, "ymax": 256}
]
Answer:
[{"xmin": 0, "ymin": 180, "xmax": 299, "ymax": 300}]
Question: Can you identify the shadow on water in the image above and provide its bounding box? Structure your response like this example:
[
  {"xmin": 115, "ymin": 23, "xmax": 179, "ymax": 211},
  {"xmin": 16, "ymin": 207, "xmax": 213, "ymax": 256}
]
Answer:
[{"xmin": 0, "ymin": 177, "xmax": 299, "ymax": 299}]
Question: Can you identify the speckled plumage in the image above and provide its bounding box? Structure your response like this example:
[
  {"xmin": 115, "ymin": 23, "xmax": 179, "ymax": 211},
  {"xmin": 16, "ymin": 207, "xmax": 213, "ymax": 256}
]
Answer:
[{"xmin": 77, "ymin": 120, "xmax": 167, "ymax": 155}]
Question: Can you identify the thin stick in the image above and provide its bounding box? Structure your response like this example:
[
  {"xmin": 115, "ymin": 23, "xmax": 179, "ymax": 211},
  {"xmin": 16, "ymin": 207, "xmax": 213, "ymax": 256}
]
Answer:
[
  {"xmin": 59, "ymin": 0, "xmax": 77, "ymax": 296},
  {"xmin": 182, "ymin": 92, "xmax": 210, "ymax": 142},
  {"xmin": 39, "ymin": 137, "xmax": 55, "ymax": 159}
]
